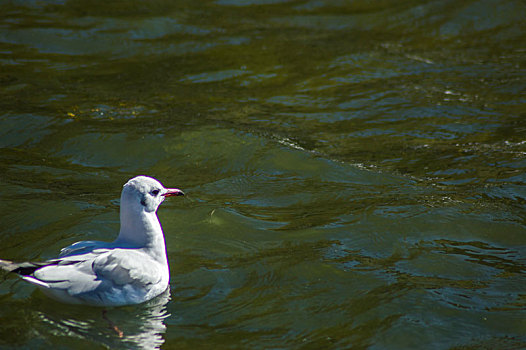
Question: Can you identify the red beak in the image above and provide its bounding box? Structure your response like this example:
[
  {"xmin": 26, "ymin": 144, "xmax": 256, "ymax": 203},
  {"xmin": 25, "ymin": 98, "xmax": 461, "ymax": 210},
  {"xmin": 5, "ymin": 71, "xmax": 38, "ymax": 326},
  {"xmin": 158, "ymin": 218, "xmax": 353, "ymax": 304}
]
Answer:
[{"xmin": 162, "ymin": 188, "xmax": 185, "ymax": 197}]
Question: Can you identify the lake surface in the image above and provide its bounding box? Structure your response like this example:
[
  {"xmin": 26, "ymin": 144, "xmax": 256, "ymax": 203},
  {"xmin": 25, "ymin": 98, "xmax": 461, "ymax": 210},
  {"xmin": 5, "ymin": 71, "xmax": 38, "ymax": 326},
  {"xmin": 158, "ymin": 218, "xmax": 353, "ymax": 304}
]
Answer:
[{"xmin": 0, "ymin": 0, "xmax": 525, "ymax": 349}]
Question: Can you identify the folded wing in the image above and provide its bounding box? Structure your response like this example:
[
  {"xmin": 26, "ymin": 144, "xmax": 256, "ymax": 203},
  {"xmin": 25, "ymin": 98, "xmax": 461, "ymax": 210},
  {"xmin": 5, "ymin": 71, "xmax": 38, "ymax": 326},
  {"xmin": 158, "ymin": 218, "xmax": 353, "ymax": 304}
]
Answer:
[{"xmin": 22, "ymin": 249, "xmax": 162, "ymax": 305}]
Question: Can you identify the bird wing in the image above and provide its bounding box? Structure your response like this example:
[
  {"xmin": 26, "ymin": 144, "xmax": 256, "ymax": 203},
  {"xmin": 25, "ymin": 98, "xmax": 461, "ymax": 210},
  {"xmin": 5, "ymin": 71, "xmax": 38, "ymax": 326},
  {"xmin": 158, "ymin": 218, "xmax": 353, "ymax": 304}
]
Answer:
[
  {"xmin": 26, "ymin": 254, "xmax": 102, "ymax": 295},
  {"xmin": 28, "ymin": 249, "xmax": 162, "ymax": 299},
  {"xmin": 59, "ymin": 240, "xmax": 114, "ymax": 258},
  {"xmin": 91, "ymin": 249, "xmax": 163, "ymax": 287}
]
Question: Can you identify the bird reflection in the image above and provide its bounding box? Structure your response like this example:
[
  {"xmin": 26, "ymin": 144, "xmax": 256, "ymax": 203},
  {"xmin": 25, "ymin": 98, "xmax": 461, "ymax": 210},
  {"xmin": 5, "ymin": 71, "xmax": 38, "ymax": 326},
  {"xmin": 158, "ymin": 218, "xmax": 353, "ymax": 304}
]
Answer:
[{"xmin": 34, "ymin": 287, "xmax": 171, "ymax": 349}]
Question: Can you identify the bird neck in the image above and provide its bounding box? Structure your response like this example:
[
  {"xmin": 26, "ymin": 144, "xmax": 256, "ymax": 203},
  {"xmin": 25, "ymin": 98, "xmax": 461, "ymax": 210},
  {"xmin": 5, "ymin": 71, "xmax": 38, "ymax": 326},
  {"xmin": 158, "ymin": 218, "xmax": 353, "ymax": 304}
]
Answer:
[{"xmin": 116, "ymin": 207, "xmax": 168, "ymax": 265}]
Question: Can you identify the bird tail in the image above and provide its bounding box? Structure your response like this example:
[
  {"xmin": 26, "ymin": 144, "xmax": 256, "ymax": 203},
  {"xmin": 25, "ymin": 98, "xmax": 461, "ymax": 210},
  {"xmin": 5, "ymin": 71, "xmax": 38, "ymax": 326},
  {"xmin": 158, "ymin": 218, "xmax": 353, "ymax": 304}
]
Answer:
[
  {"xmin": 0, "ymin": 259, "xmax": 52, "ymax": 288},
  {"xmin": 0, "ymin": 259, "xmax": 19, "ymax": 273},
  {"xmin": 0, "ymin": 259, "xmax": 47, "ymax": 276}
]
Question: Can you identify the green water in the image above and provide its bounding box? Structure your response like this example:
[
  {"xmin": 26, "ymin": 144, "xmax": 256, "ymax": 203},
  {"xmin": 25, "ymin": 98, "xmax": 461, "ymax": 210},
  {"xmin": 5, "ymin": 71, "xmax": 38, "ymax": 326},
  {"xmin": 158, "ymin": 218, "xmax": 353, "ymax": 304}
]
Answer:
[{"xmin": 0, "ymin": 0, "xmax": 525, "ymax": 349}]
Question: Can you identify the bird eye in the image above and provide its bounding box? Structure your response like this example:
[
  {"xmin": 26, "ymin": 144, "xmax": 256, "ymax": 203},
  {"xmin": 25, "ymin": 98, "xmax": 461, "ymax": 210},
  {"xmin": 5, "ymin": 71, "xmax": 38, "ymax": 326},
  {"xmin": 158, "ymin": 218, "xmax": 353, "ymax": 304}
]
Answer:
[{"xmin": 152, "ymin": 189, "xmax": 160, "ymax": 196}]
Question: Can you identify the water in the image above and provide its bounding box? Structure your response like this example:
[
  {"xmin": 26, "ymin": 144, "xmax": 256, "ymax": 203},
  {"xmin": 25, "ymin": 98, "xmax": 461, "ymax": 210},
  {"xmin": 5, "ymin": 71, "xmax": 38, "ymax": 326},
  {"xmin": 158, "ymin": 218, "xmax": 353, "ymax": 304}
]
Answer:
[{"xmin": 0, "ymin": 0, "xmax": 525, "ymax": 349}]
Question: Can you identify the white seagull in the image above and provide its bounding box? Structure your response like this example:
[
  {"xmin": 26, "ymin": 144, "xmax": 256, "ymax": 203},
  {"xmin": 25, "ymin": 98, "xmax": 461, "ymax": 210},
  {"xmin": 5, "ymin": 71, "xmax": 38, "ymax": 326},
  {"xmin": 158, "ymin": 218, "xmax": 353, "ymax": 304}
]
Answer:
[{"xmin": 0, "ymin": 175, "xmax": 184, "ymax": 307}]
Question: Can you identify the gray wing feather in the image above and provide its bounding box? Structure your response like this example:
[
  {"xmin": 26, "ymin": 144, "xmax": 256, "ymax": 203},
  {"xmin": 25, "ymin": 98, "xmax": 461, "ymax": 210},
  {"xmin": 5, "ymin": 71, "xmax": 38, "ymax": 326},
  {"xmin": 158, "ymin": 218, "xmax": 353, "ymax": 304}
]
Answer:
[
  {"xmin": 59, "ymin": 240, "xmax": 114, "ymax": 258},
  {"xmin": 31, "ymin": 249, "xmax": 161, "ymax": 297},
  {"xmin": 32, "ymin": 253, "xmax": 103, "ymax": 295},
  {"xmin": 92, "ymin": 250, "xmax": 162, "ymax": 286}
]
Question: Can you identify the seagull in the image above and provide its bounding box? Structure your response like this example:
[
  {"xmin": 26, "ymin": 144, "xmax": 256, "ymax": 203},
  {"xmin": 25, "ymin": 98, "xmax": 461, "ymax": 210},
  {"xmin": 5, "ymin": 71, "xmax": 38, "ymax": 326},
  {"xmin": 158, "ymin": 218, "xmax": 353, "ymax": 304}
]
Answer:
[{"xmin": 0, "ymin": 176, "xmax": 184, "ymax": 307}]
